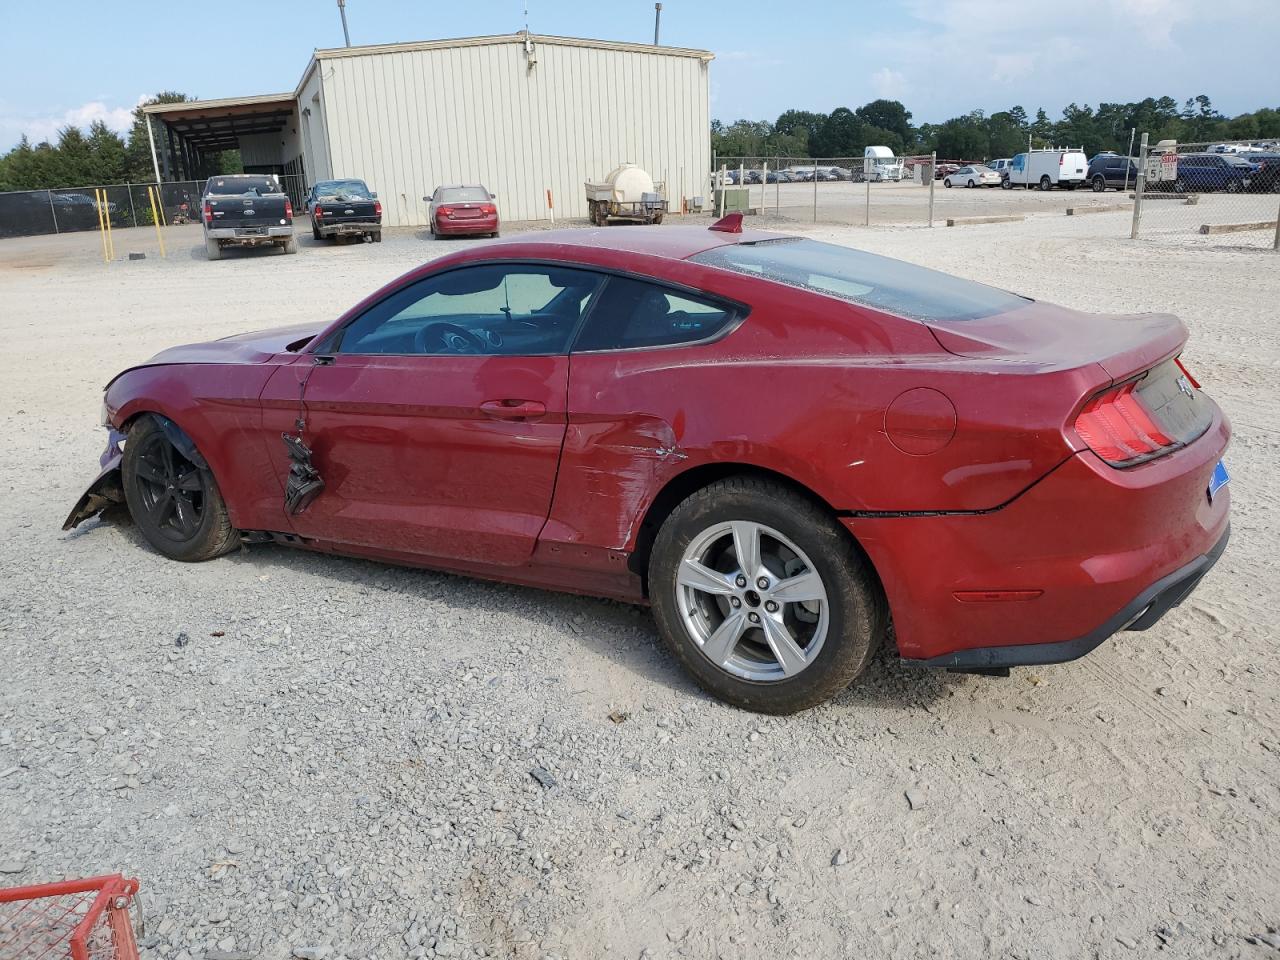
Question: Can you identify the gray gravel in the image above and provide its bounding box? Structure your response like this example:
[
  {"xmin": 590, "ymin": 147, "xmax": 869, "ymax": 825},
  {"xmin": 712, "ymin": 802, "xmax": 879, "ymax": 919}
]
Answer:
[{"xmin": 1, "ymin": 214, "xmax": 1278, "ymax": 959}]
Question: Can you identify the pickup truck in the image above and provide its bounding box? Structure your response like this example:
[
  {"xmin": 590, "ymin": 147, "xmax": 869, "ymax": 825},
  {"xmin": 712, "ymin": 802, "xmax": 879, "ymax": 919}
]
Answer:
[
  {"xmin": 202, "ymin": 174, "xmax": 296, "ymax": 260},
  {"xmin": 306, "ymin": 179, "xmax": 382, "ymax": 243}
]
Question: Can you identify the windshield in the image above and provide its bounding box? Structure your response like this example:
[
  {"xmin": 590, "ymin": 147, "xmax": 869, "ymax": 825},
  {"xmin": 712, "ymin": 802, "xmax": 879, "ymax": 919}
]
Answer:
[
  {"xmin": 206, "ymin": 176, "xmax": 279, "ymax": 196},
  {"xmin": 691, "ymin": 238, "xmax": 1029, "ymax": 322},
  {"xmin": 316, "ymin": 179, "xmax": 372, "ymax": 199},
  {"xmin": 437, "ymin": 187, "xmax": 489, "ymax": 203}
]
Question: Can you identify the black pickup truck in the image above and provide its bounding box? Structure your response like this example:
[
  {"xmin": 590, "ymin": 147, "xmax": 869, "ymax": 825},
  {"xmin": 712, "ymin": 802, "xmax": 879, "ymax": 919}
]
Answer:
[
  {"xmin": 306, "ymin": 179, "xmax": 382, "ymax": 243},
  {"xmin": 202, "ymin": 174, "xmax": 296, "ymax": 260}
]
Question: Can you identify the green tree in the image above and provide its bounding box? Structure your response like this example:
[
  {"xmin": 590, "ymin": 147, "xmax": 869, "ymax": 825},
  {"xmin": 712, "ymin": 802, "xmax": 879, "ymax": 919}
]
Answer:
[{"xmin": 856, "ymin": 99, "xmax": 913, "ymax": 146}]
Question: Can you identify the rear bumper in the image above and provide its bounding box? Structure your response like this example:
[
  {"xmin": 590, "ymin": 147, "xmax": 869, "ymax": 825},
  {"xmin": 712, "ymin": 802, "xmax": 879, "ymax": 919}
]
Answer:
[
  {"xmin": 910, "ymin": 524, "xmax": 1229, "ymax": 668},
  {"xmin": 207, "ymin": 226, "xmax": 292, "ymax": 241},
  {"xmin": 316, "ymin": 220, "xmax": 380, "ymax": 236},
  {"xmin": 434, "ymin": 216, "xmax": 499, "ymax": 235},
  {"xmin": 847, "ymin": 409, "xmax": 1230, "ymax": 665}
]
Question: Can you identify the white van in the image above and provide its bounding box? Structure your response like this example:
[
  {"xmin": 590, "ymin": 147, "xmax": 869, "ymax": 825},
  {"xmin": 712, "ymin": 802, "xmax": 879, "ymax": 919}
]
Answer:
[{"xmin": 1001, "ymin": 148, "xmax": 1088, "ymax": 190}]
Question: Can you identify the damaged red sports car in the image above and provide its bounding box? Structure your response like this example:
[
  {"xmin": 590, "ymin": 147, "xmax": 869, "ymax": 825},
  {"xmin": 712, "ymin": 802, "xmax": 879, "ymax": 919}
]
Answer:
[{"xmin": 65, "ymin": 217, "xmax": 1230, "ymax": 714}]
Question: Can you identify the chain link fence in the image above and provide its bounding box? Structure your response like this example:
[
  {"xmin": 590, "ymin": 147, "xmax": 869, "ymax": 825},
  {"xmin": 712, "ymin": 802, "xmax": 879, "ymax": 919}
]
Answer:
[
  {"xmin": 0, "ymin": 175, "xmax": 307, "ymax": 240},
  {"xmin": 710, "ymin": 155, "xmax": 942, "ymax": 226},
  {"xmin": 1131, "ymin": 137, "xmax": 1280, "ymax": 249}
]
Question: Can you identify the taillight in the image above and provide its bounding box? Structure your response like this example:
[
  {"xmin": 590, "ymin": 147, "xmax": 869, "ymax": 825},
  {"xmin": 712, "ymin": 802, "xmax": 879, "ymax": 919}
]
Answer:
[
  {"xmin": 374, "ymin": 201, "xmax": 382, "ymax": 217},
  {"xmin": 284, "ymin": 199, "xmax": 293, "ymax": 219},
  {"xmin": 314, "ymin": 205, "xmax": 324, "ymax": 218},
  {"xmin": 1074, "ymin": 379, "xmax": 1175, "ymax": 466},
  {"xmin": 203, "ymin": 203, "xmax": 212, "ymax": 223},
  {"xmin": 439, "ymin": 205, "xmax": 453, "ymax": 218},
  {"xmin": 481, "ymin": 203, "xmax": 496, "ymax": 215}
]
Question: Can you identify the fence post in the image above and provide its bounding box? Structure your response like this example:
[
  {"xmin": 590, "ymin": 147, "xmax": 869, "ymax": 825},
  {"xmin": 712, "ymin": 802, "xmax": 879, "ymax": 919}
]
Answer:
[
  {"xmin": 127, "ymin": 183, "xmax": 138, "ymax": 228},
  {"xmin": 864, "ymin": 168, "xmax": 871, "ymax": 227},
  {"xmin": 46, "ymin": 190, "xmax": 59, "ymax": 234},
  {"xmin": 718, "ymin": 164, "xmax": 726, "ymax": 217},
  {"xmin": 761, "ymin": 161, "xmax": 768, "ymax": 216},
  {"xmin": 1274, "ymin": 191, "xmax": 1280, "ymax": 251},
  {"xmin": 928, "ymin": 151, "xmax": 936, "ymax": 228},
  {"xmin": 812, "ymin": 161, "xmax": 817, "ymax": 223},
  {"xmin": 1130, "ymin": 132, "xmax": 1148, "ymax": 240}
]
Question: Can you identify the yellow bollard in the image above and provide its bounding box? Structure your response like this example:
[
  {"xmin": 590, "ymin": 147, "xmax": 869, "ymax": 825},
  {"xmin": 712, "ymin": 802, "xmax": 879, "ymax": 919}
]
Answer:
[
  {"xmin": 94, "ymin": 188, "xmax": 109, "ymax": 263},
  {"xmin": 147, "ymin": 186, "xmax": 166, "ymax": 258},
  {"xmin": 101, "ymin": 189, "xmax": 115, "ymax": 261}
]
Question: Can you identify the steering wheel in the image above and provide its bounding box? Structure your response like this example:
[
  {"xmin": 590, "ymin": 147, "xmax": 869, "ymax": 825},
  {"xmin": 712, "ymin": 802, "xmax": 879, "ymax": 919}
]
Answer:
[{"xmin": 414, "ymin": 322, "xmax": 487, "ymax": 354}]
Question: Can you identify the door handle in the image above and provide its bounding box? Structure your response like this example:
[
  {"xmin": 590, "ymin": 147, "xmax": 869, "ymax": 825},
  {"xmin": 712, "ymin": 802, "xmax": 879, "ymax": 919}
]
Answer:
[{"xmin": 480, "ymin": 399, "xmax": 546, "ymax": 420}]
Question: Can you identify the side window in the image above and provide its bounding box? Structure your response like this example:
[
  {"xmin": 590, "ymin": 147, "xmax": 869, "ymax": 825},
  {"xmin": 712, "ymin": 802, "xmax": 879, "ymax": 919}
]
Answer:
[
  {"xmin": 574, "ymin": 276, "xmax": 737, "ymax": 351},
  {"xmin": 329, "ymin": 264, "xmax": 605, "ymax": 356}
]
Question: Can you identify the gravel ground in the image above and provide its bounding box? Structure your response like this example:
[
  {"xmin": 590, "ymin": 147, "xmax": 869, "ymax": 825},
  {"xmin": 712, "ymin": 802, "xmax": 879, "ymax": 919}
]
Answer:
[{"xmin": 2, "ymin": 212, "xmax": 1278, "ymax": 960}]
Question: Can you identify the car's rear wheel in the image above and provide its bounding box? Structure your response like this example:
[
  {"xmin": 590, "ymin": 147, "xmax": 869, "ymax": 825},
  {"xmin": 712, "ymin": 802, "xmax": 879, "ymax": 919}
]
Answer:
[
  {"xmin": 1173, "ymin": 178, "xmax": 1187, "ymax": 193},
  {"xmin": 944, "ymin": 179, "xmax": 952, "ymax": 188},
  {"xmin": 204, "ymin": 237, "xmax": 221, "ymax": 261},
  {"xmin": 1039, "ymin": 175, "xmax": 1052, "ymax": 191},
  {"xmin": 649, "ymin": 477, "xmax": 886, "ymax": 714},
  {"xmin": 121, "ymin": 416, "xmax": 237, "ymax": 562},
  {"xmin": 283, "ymin": 236, "xmax": 299, "ymax": 254},
  {"xmin": 312, "ymin": 223, "xmax": 322, "ymax": 241},
  {"xmin": 966, "ymin": 179, "xmax": 975, "ymax": 188},
  {"xmin": 1092, "ymin": 176, "xmax": 1106, "ymax": 192},
  {"xmin": 1225, "ymin": 179, "xmax": 1242, "ymax": 194}
]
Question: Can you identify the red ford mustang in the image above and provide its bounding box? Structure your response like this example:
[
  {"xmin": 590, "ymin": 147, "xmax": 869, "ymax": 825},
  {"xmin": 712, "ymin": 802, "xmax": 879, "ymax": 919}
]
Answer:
[{"xmin": 65, "ymin": 216, "xmax": 1230, "ymax": 713}]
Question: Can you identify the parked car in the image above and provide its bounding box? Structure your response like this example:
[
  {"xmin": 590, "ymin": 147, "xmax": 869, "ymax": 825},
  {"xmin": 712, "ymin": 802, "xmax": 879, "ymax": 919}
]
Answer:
[
  {"xmin": 1175, "ymin": 153, "xmax": 1260, "ymax": 193},
  {"xmin": 774, "ymin": 170, "xmax": 796, "ymax": 183},
  {"xmin": 944, "ymin": 165, "xmax": 1001, "ymax": 188},
  {"xmin": 1002, "ymin": 148, "xmax": 1088, "ymax": 190},
  {"xmin": 988, "ymin": 158, "xmax": 1013, "ymax": 176},
  {"xmin": 307, "ymin": 179, "xmax": 382, "ymax": 243},
  {"xmin": 1248, "ymin": 153, "xmax": 1280, "ymax": 192},
  {"xmin": 66, "ymin": 218, "xmax": 1230, "ymax": 715},
  {"xmin": 202, "ymin": 174, "xmax": 296, "ymax": 260},
  {"xmin": 1087, "ymin": 155, "xmax": 1138, "ymax": 192},
  {"xmin": 424, "ymin": 185, "xmax": 500, "ymax": 238},
  {"xmin": 934, "ymin": 163, "xmax": 960, "ymax": 180}
]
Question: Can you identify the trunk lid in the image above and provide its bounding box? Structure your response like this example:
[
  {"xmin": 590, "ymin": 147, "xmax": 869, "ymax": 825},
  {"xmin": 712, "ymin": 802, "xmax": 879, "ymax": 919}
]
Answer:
[
  {"xmin": 924, "ymin": 300, "xmax": 1188, "ymax": 383},
  {"xmin": 315, "ymin": 199, "xmax": 379, "ymax": 223},
  {"xmin": 206, "ymin": 195, "xmax": 291, "ymax": 229}
]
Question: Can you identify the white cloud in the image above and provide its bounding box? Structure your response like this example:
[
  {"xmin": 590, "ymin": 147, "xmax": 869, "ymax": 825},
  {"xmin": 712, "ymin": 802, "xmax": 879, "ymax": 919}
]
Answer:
[
  {"xmin": 0, "ymin": 96, "xmax": 144, "ymax": 150},
  {"xmin": 870, "ymin": 67, "xmax": 907, "ymax": 100}
]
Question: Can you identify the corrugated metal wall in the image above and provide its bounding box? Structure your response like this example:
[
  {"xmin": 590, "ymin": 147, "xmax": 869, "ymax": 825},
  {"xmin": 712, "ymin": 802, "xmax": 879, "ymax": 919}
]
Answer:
[{"xmin": 313, "ymin": 39, "xmax": 710, "ymax": 227}]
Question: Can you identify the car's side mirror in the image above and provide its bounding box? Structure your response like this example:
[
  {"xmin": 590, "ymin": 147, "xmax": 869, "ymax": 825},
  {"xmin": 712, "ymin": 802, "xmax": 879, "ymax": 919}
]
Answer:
[
  {"xmin": 370, "ymin": 191, "xmax": 378, "ymax": 199},
  {"xmin": 489, "ymin": 193, "xmax": 496, "ymax": 200},
  {"xmin": 422, "ymin": 196, "xmax": 431, "ymax": 203}
]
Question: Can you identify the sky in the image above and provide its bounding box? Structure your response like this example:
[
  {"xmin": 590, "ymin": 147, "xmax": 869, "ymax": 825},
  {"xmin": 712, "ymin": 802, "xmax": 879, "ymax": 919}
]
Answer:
[{"xmin": 1, "ymin": 0, "xmax": 1277, "ymax": 151}]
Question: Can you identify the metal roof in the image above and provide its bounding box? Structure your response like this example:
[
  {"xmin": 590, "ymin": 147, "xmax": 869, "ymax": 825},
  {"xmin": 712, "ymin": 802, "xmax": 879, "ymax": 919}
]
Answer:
[{"xmin": 142, "ymin": 95, "xmax": 296, "ymax": 152}]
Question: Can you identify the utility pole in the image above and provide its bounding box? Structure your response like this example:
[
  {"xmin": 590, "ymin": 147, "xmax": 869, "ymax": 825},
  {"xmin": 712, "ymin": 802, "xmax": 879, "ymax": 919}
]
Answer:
[
  {"xmin": 653, "ymin": 3, "xmax": 662, "ymax": 45},
  {"xmin": 337, "ymin": 0, "xmax": 351, "ymax": 47}
]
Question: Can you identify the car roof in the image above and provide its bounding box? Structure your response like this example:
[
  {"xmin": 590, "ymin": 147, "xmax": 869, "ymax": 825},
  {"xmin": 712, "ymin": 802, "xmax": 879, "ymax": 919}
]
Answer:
[{"xmin": 479, "ymin": 223, "xmax": 785, "ymax": 261}]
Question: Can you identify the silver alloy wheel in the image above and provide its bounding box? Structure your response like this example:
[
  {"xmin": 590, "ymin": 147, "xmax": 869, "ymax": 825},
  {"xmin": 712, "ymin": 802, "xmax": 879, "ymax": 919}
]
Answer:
[{"xmin": 675, "ymin": 520, "xmax": 829, "ymax": 682}]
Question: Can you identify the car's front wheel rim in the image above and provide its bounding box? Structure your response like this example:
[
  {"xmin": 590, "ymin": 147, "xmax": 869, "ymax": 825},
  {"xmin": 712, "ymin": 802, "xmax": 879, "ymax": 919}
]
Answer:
[
  {"xmin": 675, "ymin": 520, "xmax": 829, "ymax": 682},
  {"xmin": 132, "ymin": 431, "xmax": 207, "ymax": 543}
]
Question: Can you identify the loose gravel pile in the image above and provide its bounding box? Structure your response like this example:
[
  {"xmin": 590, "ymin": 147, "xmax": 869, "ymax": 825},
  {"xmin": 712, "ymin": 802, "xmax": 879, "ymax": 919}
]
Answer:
[{"xmin": 2, "ymin": 216, "xmax": 1278, "ymax": 959}]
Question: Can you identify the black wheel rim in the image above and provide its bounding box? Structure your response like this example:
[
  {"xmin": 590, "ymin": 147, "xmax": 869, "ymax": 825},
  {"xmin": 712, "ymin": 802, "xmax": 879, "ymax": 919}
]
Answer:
[{"xmin": 133, "ymin": 431, "xmax": 207, "ymax": 542}]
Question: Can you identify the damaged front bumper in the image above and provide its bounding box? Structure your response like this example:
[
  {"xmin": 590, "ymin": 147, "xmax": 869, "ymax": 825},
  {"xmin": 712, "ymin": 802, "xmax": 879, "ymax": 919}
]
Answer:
[{"xmin": 62, "ymin": 428, "xmax": 127, "ymax": 530}]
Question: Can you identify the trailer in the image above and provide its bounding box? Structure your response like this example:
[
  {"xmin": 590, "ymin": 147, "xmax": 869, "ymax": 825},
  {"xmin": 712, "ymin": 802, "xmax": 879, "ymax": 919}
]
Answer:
[{"xmin": 585, "ymin": 163, "xmax": 668, "ymax": 225}]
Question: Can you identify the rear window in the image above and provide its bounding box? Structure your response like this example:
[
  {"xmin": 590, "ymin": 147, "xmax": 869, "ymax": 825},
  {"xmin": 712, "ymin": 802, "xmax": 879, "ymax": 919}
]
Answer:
[
  {"xmin": 206, "ymin": 176, "xmax": 279, "ymax": 196},
  {"xmin": 437, "ymin": 187, "xmax": 489, "ymax": 202},
  {"xmin": 315, "ymin": 180, "xmax": 372, "ymax": 199},
  {"xmin": 691, "ymin": 238, "xmax": 1028, "ymax": 322}
]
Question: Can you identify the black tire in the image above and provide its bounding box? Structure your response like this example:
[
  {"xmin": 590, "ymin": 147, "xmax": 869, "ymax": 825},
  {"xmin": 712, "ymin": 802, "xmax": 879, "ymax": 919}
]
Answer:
[
  {"xmin": 966, "ymin": 179, "xmax": 975, "ymax": 188},
  {"xmin": 1173, "ymin": 178, "xmax": 1187, "ymax": 194},
  {"xmin": 1039, "ymin": 176, "xmax": 1052, "ymax": 191},
  {"xmin": 121, "ymin": 416, "xmax": 237, "ymax": 563},
  {"xmin": 373, "ymin": 232, "xmax": 382, "ymax": 242},
  {"xmin": 648, "ymin": 476, "xmax": 887, "ymax": 714},
  {"xmin": 1092, "ymin": 176, "xmax": 1106, "ymax": 192},
  {"xmin": 1001, "ymin": 178, "xmax": 1012, "ymax": 190},
  {"xmin": 312, "ymin": 223, "xmax": 322, "ymax": 241},
  {"xmin": 283, "ymin": 236, "xmax": 299, "ymax": 254},
  {"xmin": 943, "ymin": 179, "xmax": 952, "ymax": 188},
  {"xmin": 204, "ymin": 237, "xmax": 221, "ymax": 261},
  {"xmin": 1225, "ymin": 179, "xmax": 1241, "ymax": 194}
]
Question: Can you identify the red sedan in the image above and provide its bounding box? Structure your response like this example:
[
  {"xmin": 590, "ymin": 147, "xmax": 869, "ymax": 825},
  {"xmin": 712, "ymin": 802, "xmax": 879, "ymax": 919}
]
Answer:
[
  {"xmin": 65, "ymin": 215, "xmax": 1230, "ymax": 714},
  {"xmin": 426, "ymin": 184, "xmax": 500, "ymax": 238}
]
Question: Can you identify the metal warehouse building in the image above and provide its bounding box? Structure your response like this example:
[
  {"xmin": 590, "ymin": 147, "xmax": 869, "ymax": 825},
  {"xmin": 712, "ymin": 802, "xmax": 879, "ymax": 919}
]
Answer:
[{"xmin": 144, "ymin": 33, "xmax": 713, "ymax": 227}]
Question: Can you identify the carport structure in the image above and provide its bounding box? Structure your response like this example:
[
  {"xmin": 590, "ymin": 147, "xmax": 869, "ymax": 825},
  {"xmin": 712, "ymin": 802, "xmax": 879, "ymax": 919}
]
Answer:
[{"xmin": 142, "ymin": 93, "xmax": 304, "ymax": 192}]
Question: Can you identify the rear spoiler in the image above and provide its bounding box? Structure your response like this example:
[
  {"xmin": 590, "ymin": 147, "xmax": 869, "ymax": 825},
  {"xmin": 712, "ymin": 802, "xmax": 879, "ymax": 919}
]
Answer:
[{"xmin": 709, "ymin": 213, "xmax": 743, "ymax": 234}]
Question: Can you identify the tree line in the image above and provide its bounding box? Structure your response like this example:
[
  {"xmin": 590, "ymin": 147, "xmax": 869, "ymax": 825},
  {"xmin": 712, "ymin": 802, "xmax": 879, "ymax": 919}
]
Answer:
[
  {"xmin": 713, "ymin": 96, "xmax": 1280, "ymax": 161},
  {"xmin": 0, "ymin": 93, "xmax": 241, "ymax": 193}
]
